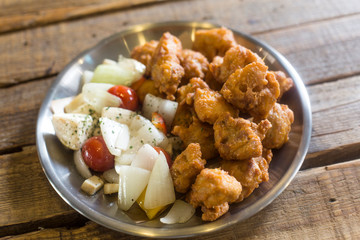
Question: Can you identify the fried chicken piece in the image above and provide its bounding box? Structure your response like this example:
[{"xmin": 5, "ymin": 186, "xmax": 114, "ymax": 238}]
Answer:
[
  {"xmin": 201, "ymin": 203, "xmax": 229, "ymax": 222},
  {"xmin": 220, "ymin": 62, "xmax": 280, "ymax": 119},
  {"xmin": 131, "ymin": 40, "xmax": 158, "ymax": 76},
  {"xmin": 172, "ymin": 116, "xmax": 218, "ymax": 160},
  {"xmin": 176, "ymin": 77, "xmax": 209, "ymax": 105},
  {"xmin": 193, "ymin": 27, "xmax": 237, "ymax": 61},
  {"xmin": 211, "ymin": 45, "xmax": 264, "ymax": 84},
  {"xmin": 180, "ymin": 49, "xmax": 209, "ymax": 84},
  {"xmin": 263, "ymin": 103, "xmax": 294, "ymax": 149},
  {"xmin": 187, "ymin": 168, "xmax": 241, "ymax": 221},
  {"xmin": 205, "ymin": 56, "xmax": 224, "ymax": 91},
  {"xmin": 220, "ymin": 149, "xmax": 272, "ymax": 202},
  {"xmin": 213, "ymin": 113, "xmax": 271, "ymax": 161},
  {"xmin": 151, "ymin": 32, "xmax": 185, "ymax": 100},
  {"xmin": 170, "ymin": 143, "xmax": 206, "ymax": 193},
  {"xmin": 270, "ymin": 71, "xmax": 294, "ymax": 99},
  {"xmin": 193, "ymin": 88, "xmax": 239, "ymax": 124},
  {"xmin": 171, "ymin": 102, "xmax": 196, "ymax": 129},
  {"xmin": 134, "ymin": 78, "xmax": 162, "ymax": 104}
]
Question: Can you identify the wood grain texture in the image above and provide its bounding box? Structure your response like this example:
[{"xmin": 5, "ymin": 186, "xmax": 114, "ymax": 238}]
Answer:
[
  {"xmin": 0, "ymin": 0, "xmax": 166, "ymax": 33},
  {"xmin": 2, "ymin": 158, "xmax": 359, "ymax": 239},
  {"xmin": 0, "ymin": 146, "xmax": 76, "ymax": 234},
  {"xmin": 0, "ymin": 0, "xmax": 360, "ymax": 86}
]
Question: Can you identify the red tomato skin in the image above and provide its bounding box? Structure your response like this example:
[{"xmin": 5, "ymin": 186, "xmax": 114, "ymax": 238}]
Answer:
[
  {"xmin": 108, "ymin": 85, "xmax": 139, "ymax": 111},
  {"xmin": 81, "ymin": 136, "xmax": 114, "ymax": 172},
  {"xmin": 151, "ymin": 112, "xmax": 167, "ymax": 135},
  {"xmin": 153, "ymin": 146, "xmax": 172, "ymax": 168}
]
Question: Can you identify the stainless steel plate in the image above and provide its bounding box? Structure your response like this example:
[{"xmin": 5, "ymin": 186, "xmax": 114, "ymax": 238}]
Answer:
[{"xmin": 36, "ymin": 21, "xmax": 311, "ymax": 238}]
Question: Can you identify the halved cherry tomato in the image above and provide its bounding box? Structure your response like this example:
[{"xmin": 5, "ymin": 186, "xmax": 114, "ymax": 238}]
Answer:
[
  {"xmin": 81, "ymin": 136, "xmax": 114, "ymax": 172},
  {"xmin": 130, "ymin": 76, "xmax": 146, "ymax": 91},
  {"xmin": 153, "ymin": 146, "xmax": 172, "ymax": 168},
  {"xmin": 108, "ymin": 85, "xmax": 139, "ymax": 111},
  {"xmin": 151, "ymin": 112, "xmax": 167, "ymax": 135}
]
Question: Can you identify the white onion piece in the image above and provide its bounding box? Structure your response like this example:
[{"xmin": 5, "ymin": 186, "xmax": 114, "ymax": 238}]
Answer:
[
  {"xmin": 160, "ymin": 200, "xmax": 195, "ymax": 224},
  {"xmin": 74, "ymin": 150, "xmax": 92, "ymax": 179},
  {"xmin": 115, "ymin": 153, "xmax": 136, "ymax": 169},
  {"xmin": 129, "ymin": 114, "xmax": 150, "ymax": 131},
  {"xmin": 51, "ymin": 97, "xmax": 74, "ymax": 115},
  {"xmin": 103, "ymin": 59, "xmax": 117, "ymax": 65},
  {"xmin": 142, "ymin": 94, "xmax": 178, "ymax": 129},
  {"xmin": 64, "ymin": 93, "xmax": 86, "ymax": 113},
  {"xmin": 103, "ymin": 168, "xmax": 119, "ymax": 183},
  {"xmin": 131, "ymin": 144, "xmax": 159, "ymax": 171},
  {"xmin": 102, "ymin": 107, "xmax": 136, "ymax": 126},
  {"xmin": 82, "ymin": 70, "xmax": 94, "ymax": 85},
  {"xmin": 144, "ymin": 152, "xmax": 175, "ymax": 209},
  {"xmin": 100, "ymin": 117, "xmax": 130, "ymax": 156},
  {"xmin": 117, "ymin": 55, "xmax": 146, "ymax": 84},
  {"xmin": 82, "ymin": 83, "xmax": 121, "ymax": 114},
  {"xmin": 136, "ymin": 120, "xmax": 166, "ymax": 147},
  {"xmin": 52, "ymin": 114, "xmax": 93, "ymax": 150},
  {"xmin": 118, "ymin": 165, "xmax": 150, "ymax": 211}
]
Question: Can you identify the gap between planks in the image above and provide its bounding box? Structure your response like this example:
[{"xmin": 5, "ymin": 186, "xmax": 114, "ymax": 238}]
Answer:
[{"xmin": 1, "ymin": 157, "xmax": 359, "ymax": 239}]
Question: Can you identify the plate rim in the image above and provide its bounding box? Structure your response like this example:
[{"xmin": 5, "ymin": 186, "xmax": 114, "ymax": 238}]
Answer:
[{"xmin": 36, "ymin": 20, "xmax": 312, "ymax": 238}]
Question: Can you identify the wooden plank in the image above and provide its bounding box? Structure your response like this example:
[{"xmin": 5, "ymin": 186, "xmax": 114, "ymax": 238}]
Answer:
[
  {"xmin": 0, "ymin": 0, "xmax": 360, "ymax": 86},
  {"xmin": 257, "ymin": 14, "xmax": 360, "ymax": 84},
  {"xmin": 2, "ymin": 158, "xmax": 359, "ymax": 239},
  {"xmin": 0, "ymin": 0, "xmax": 167, "ymax": 33},
  {"xmin": 1, "ymin": 74, "xmax": 360, "ymax": 167},
  {"xmin": 0, "ymin": 146, "xmax": 79, "ymax": 236}
]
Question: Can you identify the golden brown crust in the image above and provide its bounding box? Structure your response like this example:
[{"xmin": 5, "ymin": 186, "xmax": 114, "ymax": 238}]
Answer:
[
  {"xmin": 213, "ymin": 113, "xmax": 271, "ymax": 161},
  {"xmin": 180, "ymin": 49, "xmax": 209, "ymax": 84},
  {"xmin": 270, "ymin": 71, "xmax": 294, "ymax": 99},
  {"xmin": 212, "ymin": 45, "xmax": 264, "ymax": 84},
  {"xmin": 220, "ymin": 62, "xmax": 280, "ymax": 119},
  {"xmin": 192, "ymin": 27, "xmax": 237, "ymax": 61},
  {"xmin": 201, "ymin": 202, "xmax": 229, "ymax": 221},
  {"xmin": 220, "ymin": 155, "xmax": 270, "ymax": 202},
  {"xmin": 172, "ymin": 116, "xmax": 218, "ymax": 160},
  {"xmin": 186, "ymin": 168, "xmax": 241, "ymax": 221},
  {"xmin": 176, "ymin": 77, "xmax": 209, "ymax": 105},
  {"xmin": 151, "ymin": 32, "xmax": 184, "ymax": 100},
  {"xmin": 170, "ymin": 143, "xmax": 206, "ymax": 193},
  {"xmin": 193, "ymin": 88, "xmax": 239, "ymax": 124},
  {"xmin": 263, "ymin": 103, "xmax": 294, "ymax": 149},
  {"xmin": 130, "ymin": 40, "xmax": 158, "ymax": 76}
]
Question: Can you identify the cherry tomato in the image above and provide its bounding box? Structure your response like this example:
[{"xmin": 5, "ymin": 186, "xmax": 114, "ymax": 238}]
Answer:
[
  {"xmin": 151, "ymin": 112, "xmax": 167, "ymax": 135},
  {"xmin": 153, "ymin": 147, "xmax": 172, "ymax": 168},
  {"xmin": 81, "ymin": 136, "xmax": 114, "ymax": 172},
  {"xmin": 130, "ymin": 76, "xmax": 146, "ymax": 91},
  {"xmin": 108, "ymin": 85, "xmax": 139, "ymax": 111}
]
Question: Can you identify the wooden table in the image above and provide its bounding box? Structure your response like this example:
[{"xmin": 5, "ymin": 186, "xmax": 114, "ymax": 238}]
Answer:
[{"xmin": 1, "ymin": 0, "xmax": 359, "ymax": 239}]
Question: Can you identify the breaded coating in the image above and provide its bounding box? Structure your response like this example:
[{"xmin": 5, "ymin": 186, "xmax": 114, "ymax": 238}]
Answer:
[
  {"xmin": 193, "ymin": 88, "xmax": 239, "ymax": 124},
  {"xmin": 270, "ymin": 71, "xmax": 294, "ymax": 99},
  {"xmin": 134, "ymin": 79, "xmax": 162, "ymax": 104},
  {"xmin": 211, "ymin": 45, "xmax": 264, "ymax": 84},
  {"xmin": 220, "ymin": 151, "xmax": 271, "ymax": 202},
  {"xmin": 176, "ymin": 77, "xmax": 209, "ymax": 105},
  {"xmin": 220, "ymin": 62, "xmax": 280, "ymax": 119},
  {"xmin": 201, "ymin": 202, "xmax": 229, "ymax": 222},
  {"xmin": 263, "ymin": 103, "xmax": 294, "ymax": 149},
  {"xmin": 180, "ymin": 49, "xmax": 209, "ymax": 83},
  {"xmin": 205, "ymin": 56, "xmax": 224, "ymax": 91},
  {"xmin": 151, "ymin": 32, "xmax": 185, "ymax": 100},
  {"xmin": 170, "ymin": 143, "xmax": 206, "ymax": 193},
  {"xmin": 130, "ymin": 40, "xmax": 158, "ymax": 76},
  {"xmin": 171, "ymin": 102, "xmax": 196, "ymax": 129},
  {"xmin": 193, "ymin": 27, "xmax": 237, "ymax": 61},
  {"xmin": 172, "ymin": 116, "xmax": 218, "ymax": 160},
  {"xmin": 187, "ymin": 168, "xmax": 242, "ymax": 221},
  {"xmin": 213, "ymin": 113, "xmax": 271, "ymax": 161}
]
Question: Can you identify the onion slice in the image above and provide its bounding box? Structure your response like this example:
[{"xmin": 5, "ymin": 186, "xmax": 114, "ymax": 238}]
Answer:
[
  {"xmin": 160, "ymin": 200, "xmax": 195, "ymax": 224},
  {"xmin": 131, "ymin": 144, "xmax": 159, "ymax": 171},
  {"xmin": 144, "ymin": 152, "xmax": 175, "ymax": 209},
  {"xmin": 74, "ymin": 150, "xmax": 92, "ymax": 179}
]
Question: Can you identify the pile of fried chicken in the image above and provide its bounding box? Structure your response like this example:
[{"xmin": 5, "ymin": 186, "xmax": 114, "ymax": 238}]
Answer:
[{"xmin": 131, "ymin": 27, "xmax": 294, "ymax": 221}]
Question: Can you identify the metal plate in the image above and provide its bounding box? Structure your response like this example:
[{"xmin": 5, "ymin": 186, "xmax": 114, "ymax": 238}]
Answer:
[{"xmin": 36, "ymin": 21, "xmax": 311, "ymax": 238}]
